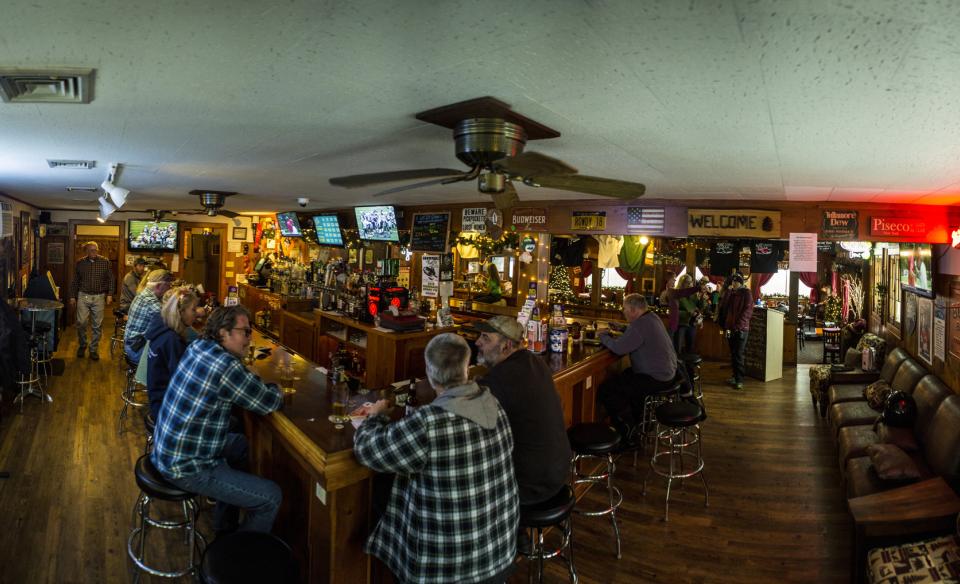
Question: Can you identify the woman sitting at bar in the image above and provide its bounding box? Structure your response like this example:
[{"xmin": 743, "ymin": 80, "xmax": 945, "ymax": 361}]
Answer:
[
  {"xmin": 353, "ymin": 333, "xmax": 518, "ymax": 584},
  {"xmin": 143, "ymin": 286, "xmax": 199, "ymax": 419},
  {"xmin": 473, "ymin": 262, "xmax": 503, "ymax": 304}
]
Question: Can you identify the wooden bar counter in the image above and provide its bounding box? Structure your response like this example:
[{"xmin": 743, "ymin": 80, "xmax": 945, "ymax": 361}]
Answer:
[{"xmin": 241, "ymin": 330, "xmax": 624, "ymax": 584}]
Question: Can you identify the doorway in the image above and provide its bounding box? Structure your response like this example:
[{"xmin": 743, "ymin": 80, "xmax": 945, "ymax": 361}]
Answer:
[{"xmin": 182, "ymin": 229, "xmax": 222, "ymax": 299}]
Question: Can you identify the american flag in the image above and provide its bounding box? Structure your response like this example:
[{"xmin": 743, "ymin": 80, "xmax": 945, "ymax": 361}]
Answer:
[{"xmin": 627, "ymin": 207, "xmax": 664, "ymax": 232}]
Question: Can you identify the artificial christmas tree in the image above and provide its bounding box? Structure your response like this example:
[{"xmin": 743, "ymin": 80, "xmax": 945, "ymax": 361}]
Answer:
[{"xmin": 548, "ymin": 265, "xmax": 576, "ymax": 305}]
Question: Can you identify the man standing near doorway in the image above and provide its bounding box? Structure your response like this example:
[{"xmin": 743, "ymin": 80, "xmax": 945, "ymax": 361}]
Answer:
[
  {"xmin": 69, "ymin": 241, "xmax": 113, "ymax": 361},
  {"xmin": 720, "ymin": 273, "xmax": 753, "ymax": 390},
  {"xmin": 119, "ymin": 257, "xmax": 147, "ymax": 312}
]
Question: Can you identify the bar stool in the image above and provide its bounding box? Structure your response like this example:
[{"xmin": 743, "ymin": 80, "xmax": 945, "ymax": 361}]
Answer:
[
  {"xmin": 567, "ymin": 423, "xmax": 622, "ymax": 559},
  {"xmin": 14, "ymin": 331, "xmax": 50, "ymax": 411},
  {"xmin": 144, "ymin": 413, "xmax": 156, "ymax": 456},
  {"xmin": 119, "ymin": 354, "xmax": 148, "ymax": 434},
  {"xmin": 642, "ymin": 401, "xmax": 709, "ymax": 521},
  {"xmin": 518, "ymin": 485, "xmax": 578, "ymax": 584},
  {"xmin": 200, "ymin": 531, "xmax": 295, "ymax": 584},
  {"xmin": 680, "ymin": 354, "xmax": 703, "ymax": 399},
  {"xmin": 111, "ymin": 309, "xmax": 127, "ymax": 359},
  {"xmin": 128, "ymin": 455, "xmax": 206, "ymax": 580},
  {"xmin": 633, "ymin": 377, "xmax": 686, "ymax": 465},
  {"xmin": 25, "ymin": 322, "xmax": 53, "ymax": 386}
]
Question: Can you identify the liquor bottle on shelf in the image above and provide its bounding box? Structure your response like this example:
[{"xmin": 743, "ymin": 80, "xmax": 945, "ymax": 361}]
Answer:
[
  {"xmin": 527, "ymin": 306, "xmax": 546, "ymax": 353},
  {"xmin": 549, "ymin": 304, "xmax": 568, "ymax": 353}
]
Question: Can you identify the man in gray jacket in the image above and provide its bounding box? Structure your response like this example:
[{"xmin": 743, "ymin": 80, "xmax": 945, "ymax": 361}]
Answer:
[{"xmin": 598, "ymin": 293, "xmax": 680, "ymax": 441}]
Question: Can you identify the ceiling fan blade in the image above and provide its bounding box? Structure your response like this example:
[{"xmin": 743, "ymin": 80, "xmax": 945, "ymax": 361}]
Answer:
[
  {"xmin": 490, "ymin": 181, "xmax": 519, "ymax": 210},
  {"xmin": 494, "ymin": 152, "xmax": 577, "ymax": 178},
  {"xmin": 329, "ymin": 168, "xmax": 465, "ymax": 188},
  {"xmin": 373, "ymin": 174, "xmax": 467, "ymax": 197},
  {"xmin": 219, "ymin": 209, "xmax": 239, "ymax": 218},
  {"xmin": 531, "ymin": 174, "xmax": 646, "ymax": 200}
]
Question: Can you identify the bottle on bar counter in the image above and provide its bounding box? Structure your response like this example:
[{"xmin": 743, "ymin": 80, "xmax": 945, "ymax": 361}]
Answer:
[
  {"xmin": 527, "ymin": 305, "xmax": 546, "ymax": 353},
  {"xmin": 549, "ymin": 304, "xmax": 568, "ymax": 353},
  {"xmin": 405, "ymin": 378, "xmax": 419, "ymax": 416}
]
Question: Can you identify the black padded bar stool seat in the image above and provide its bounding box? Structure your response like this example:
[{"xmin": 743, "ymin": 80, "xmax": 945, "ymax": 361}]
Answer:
[
  {"xmin": 568, "ymin": 423, "xmax": 620, "ymax": 456},
  {"xmin": 135, "ymin": 455, "xmax": 193, "ymax": 502},
  {"xmin": 520, "ymin": 485, "xmax": 576, "ymax": 529},
  {"xmin": 655, "ymin": 401, "xmax": 706, "ymax": 427},
  {"xmin": 200, "ymin": 531, "xmax": 294, "ymax": 584},
  {"xmin": 680, "ymin": 353, "xmax": 702, "ymax": 366},
  {"xmin": 648, "ymin": 378, "xmax": 685, "ymax": 397}
]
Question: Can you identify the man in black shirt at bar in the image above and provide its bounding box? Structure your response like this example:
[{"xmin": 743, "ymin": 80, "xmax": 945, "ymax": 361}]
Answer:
[{"xmin": 475, "ymin": 316, "xmax": 572, "ymax": 505}]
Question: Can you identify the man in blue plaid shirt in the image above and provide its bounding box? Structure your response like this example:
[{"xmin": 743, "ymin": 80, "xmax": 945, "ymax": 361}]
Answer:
[
  {"xmin": 152, "ymin": 305, "xmax": 283, "ymax": 534},
  {"xmin": 123, "ymin": 269, "xmax": 174, "ymax": 362},
  {"xmin": 354, "ymin": 333, "xmax": 518, "ymax": 584}
]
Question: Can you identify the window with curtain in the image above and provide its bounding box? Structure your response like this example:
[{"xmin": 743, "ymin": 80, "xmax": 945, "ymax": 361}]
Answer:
[
  {"xmin": 584, "ymin": 268, "xmax": 628, "ymax": 290},
  {"xmin": 759, "ymin": 269, "xmax": 812, "ymax": 297}
]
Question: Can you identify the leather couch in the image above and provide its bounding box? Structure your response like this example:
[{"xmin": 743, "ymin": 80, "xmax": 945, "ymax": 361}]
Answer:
[
  {"xmin": 827, "ymin": 347, "xmax": 908, "ymax": 408},
  {"xmin": 837, "ymin": 375, "xmax": 953, "ymax": 470},
  {"xmin": 829, "ymin": 350, "xmax": 928, "ymax": 437},
  {"xmin": 845, "ymin": 394, "xmax": 960, "ymax": 498}
]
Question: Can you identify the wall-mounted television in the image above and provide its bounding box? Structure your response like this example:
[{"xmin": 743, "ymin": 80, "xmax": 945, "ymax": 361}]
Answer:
[
  {"xmin": 128, "ymin": 220, "xmax": 179, "ymax": 252},
  {"xmin": 312, "ymin": 214, "xmax": 345, "ymax": 247},
  {"xmin": 277, "ymin": 211, "xmax": 303, "ymax": 237},
  {"xmin": 900, "ymin": 242, "xmax": 934, "ymax": 297},
  {"xmin": 354, "ymin": 205, "xmax": 399, "ymax": 242}
]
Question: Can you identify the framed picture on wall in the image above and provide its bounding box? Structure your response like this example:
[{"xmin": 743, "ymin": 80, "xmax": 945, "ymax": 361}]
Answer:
[
  {"xmin": 232, "ymin": 227, "xmax": 247, "ymax": 240},
  {"xmin": 20, "ymin": 212, "xmax": 30, "ymax": 266},
  {"xmin": 918, "ymin": 296, "xmax": 933, "ymax": 364},
  {"xmin": 47, "ymin": 242, "xmax": 64, "ymax": 265},
  {"xmin": 46, "ymin": 223, "xmax": 68, "ymax": 237}
]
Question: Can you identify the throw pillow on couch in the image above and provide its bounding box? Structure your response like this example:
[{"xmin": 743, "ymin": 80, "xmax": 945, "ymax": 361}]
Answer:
[
  {"xmin": 864, "ymin": 379, "xmax": 893, "ymax": 411},
  {"xmin": 865, "ymin": 443, "xmax": 922, "ymax": 481}
]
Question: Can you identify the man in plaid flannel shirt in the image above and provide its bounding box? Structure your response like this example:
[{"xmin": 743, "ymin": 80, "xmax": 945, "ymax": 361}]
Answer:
[
  {"xmin": 152, "ymin": 305, "xmax": 283, "ymax": 534},
  {"xmin": 123, "ymin": 269, "xmax": 174, "ymax": 362},
  {"xmin": 354, "ymin": 333, "xmax": 518, "ymax": 584}
]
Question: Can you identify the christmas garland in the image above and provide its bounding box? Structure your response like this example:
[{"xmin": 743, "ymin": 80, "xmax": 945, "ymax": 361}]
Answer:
[{"xmin": 451, "ymin": 230, "xmax": 520, "ymax": 257}]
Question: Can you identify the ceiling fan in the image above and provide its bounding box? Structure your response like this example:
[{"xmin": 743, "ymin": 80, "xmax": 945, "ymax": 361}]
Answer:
[
  {"xmin": 329, "ymin": 117, "xmax": 646, "ymax": 209},
  {"xmin": 114, "ymin": 192, "xmax": 242, "ymax": 224}
]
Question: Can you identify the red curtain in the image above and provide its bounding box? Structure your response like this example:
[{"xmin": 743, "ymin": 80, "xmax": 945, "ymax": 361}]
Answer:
[
  {"xmin": 750, "ymin": 273, "xmax": 774, "ymax": 298},
  {"xmin": 799, "ymin": 272, "xmax": 820, "ymax": 302},
  {"xmin": 615, "ymin": 268, "xmax": 637, "ymax": 293},
  {"xmin": 575, "ymin": 261, "xmax": 594, "ymax": 293}
]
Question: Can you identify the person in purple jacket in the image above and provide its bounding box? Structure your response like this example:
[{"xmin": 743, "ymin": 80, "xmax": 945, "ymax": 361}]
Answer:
[
  {"xmin": 719, "ymin": 273, "xmax": 754, "ymax": 390},
  {"xmin": 598, "ymin": 293, "xmax": 680, "ymax": 442}
]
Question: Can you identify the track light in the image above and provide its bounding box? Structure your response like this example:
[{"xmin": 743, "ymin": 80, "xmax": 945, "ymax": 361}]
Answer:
[
  {"xmin": 100, "ymin": 179, "xmax": 129, "ymax": 207},
  {"xmin": 98, "ymin": 194, "xmax": 117, "ymax": 220}
]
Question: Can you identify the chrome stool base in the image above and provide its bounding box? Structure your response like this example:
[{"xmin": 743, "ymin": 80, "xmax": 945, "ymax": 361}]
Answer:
[
  {"xmin": 642, "ymin": 414, "xmax": 709, "ymax": 522},
  {"xmin": 127, "ymin": 493, "xmax": 206, "ymax": 580},
  {"xmin": 119, "ymin": 363, "xmax": 148, "ymax": 435},
  {"xmin": 572, "ymin": 453, "xmax": 622, "ymax": 559}
]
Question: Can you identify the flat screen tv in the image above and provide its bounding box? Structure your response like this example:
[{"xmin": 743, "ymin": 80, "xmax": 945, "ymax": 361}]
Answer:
[
  {"xmin": 277, "ymin": 212, "xmax": 303, "ymax": 237},
  {"xmin": 128, "ymin": 220, "xmax": 179, "ymax": 252},
  {"xmin": 312, "ymin": 214, "xmax": 345, "ymax": 247},
  {"xmin": 899, "ymin": 242, "xmax": 934, "ymax": 297},
  {"xmin": 354, "ymin": 205, "xmax": 399, "ymax": 242}
]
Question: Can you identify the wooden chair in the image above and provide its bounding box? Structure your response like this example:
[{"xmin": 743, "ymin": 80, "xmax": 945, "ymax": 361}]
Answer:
[{"xmin": 822, "ymin": 327, "xmax": 842, "ymax": 364}]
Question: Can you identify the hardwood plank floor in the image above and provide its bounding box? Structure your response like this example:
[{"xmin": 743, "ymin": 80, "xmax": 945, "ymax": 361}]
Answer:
[{"xmin": 0, "ymin": 315, "xmax": 851, "ymax": 583}]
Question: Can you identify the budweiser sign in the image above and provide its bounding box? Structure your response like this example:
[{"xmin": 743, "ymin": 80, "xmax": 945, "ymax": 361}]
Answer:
[{"xmin": 870, "ymin": 217, "xmax": 927, "ymax": 237}]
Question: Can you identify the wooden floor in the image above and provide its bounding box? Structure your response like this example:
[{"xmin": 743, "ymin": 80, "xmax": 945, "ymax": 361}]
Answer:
[{"xmin": 0, "ymin": 314, "xmax": 852, "ymax": 583}]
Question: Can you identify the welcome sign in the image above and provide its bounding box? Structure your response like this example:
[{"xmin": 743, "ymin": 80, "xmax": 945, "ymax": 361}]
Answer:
[{"xmin": 687, "ymin": 209, "xmax": 781, "ymax": 238}]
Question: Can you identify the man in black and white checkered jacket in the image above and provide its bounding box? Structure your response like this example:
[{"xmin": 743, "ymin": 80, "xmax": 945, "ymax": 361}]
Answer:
[{"xmin": 354, "ymin": 333, "xmax": 518, "ymax": 584}]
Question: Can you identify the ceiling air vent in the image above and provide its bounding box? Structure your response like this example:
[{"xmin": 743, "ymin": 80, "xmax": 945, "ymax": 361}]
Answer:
[
  {"xmin": 0, "ymin": 68, "xmax": 94, "ymax": 104},
  {"xmin": 47, "ymin": 159, "xmax": 96, "ymax": 170}
]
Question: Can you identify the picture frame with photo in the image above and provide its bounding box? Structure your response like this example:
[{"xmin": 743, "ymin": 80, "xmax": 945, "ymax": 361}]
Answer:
[
  {"xmin": 20, "ymin": 211, "xmax": 30, "ymax": 266},
  {"xmin": 232, "ymin": 227, "xmax": 248, "ymax": 240},
  {"xmin": 918, "ymin": 296, "xmax": 933, "ymax": 364}
]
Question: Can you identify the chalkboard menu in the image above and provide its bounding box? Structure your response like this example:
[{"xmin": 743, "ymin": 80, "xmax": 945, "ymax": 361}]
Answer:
[
  {"xmin": 410, "ymin": 212, "xmax": 451, "ymax": 253},
  {"xmin": 744, "ymin": 310, "xmax": 768, "ymax": 380}
]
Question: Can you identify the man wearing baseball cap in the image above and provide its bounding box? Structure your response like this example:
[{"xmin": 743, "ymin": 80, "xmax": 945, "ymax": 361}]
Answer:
[
  {"xmin": 119, "ymin": 257, "xmax": 148, "ymax": 312},
  {"xmin": 474, "ymin": 316, "xmax": 572, "ymax": 506}
]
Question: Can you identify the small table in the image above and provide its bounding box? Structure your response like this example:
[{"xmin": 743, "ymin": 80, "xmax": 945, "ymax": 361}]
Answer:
[
  {"xmin": 848, "ymin": 477, "xmax": 960, "ymax": 583},
  {"xmin": 14, "ymin": 297, "xmax": 62, "ymax": 404}
]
